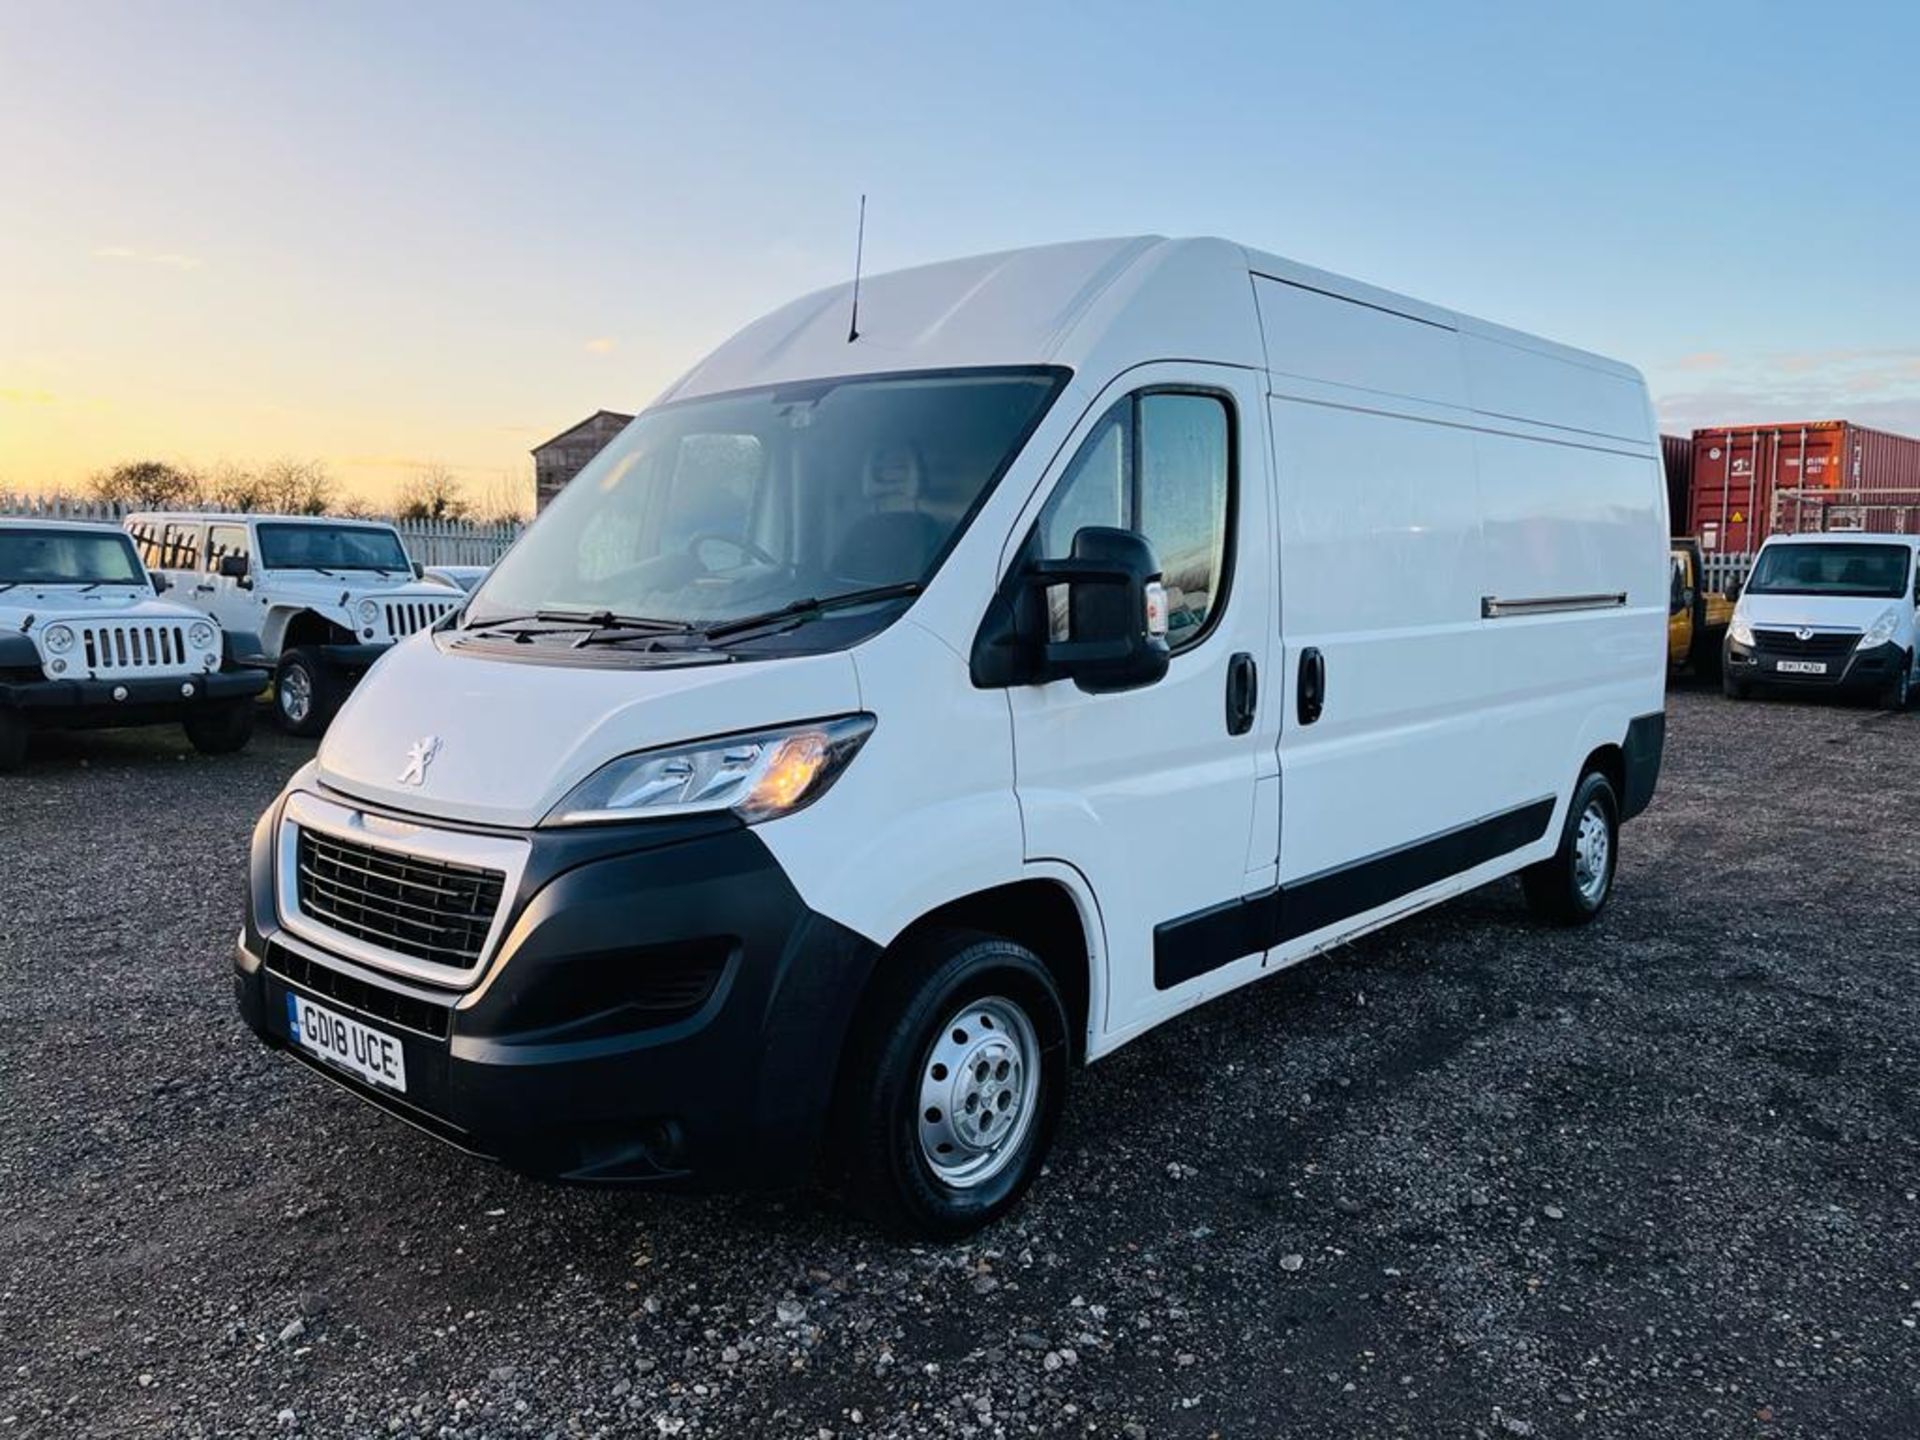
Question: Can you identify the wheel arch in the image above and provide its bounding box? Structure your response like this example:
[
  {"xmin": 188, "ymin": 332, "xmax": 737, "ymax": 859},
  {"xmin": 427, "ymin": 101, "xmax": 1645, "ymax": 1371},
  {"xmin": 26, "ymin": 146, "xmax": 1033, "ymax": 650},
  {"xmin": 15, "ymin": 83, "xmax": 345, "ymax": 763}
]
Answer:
[{"xmin": 267, "ymin": 606, "xmax": 353, "ymax": 657}]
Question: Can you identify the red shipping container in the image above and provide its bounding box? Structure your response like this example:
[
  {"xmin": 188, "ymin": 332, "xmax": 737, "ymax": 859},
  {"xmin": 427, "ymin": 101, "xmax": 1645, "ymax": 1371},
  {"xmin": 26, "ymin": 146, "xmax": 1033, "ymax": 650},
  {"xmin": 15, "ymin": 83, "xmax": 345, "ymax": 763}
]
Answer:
[
  {"xmin": 1687, "ymin": 420, "xmax": 1920, "ymax": 553},
  {"xmin": 1661, "ymin": 434, "xmax": 1693, "ymax": 535}
]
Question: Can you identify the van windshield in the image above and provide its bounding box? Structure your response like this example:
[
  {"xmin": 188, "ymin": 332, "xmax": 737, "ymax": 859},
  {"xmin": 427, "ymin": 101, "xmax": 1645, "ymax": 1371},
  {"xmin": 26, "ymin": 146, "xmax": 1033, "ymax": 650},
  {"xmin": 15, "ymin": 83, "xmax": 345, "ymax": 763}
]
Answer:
[
  {"xmin": 0, "ymin": 528, "xmax": 146, "ymax": 587},
  {"xmin": 257, "ymin": 523, "xmax": 410, "ymax": 573},
  {"xmin": 1745, "ymin": 542, "xmax": 1911, "ymax": 599},
  {"xmin": 467, "ymin": 368, "xmax": 1068, "ymax": 637}
]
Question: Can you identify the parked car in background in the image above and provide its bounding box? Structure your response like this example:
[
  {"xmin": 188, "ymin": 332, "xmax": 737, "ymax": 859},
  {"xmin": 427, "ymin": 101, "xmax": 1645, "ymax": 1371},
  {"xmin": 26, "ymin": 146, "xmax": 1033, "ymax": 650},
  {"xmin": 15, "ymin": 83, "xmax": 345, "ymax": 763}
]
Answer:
[
  {"xmin": 0, "ymin": 518, "xmax": 262, "ymax": 769},
  {"xmin": 231, "ymin": 235, "xmax": 1667, "ymax": 1236},
  {"xmin": 421, "ymin": 564, "xmax": 490, "ymax": 593},
  {"xmin": 125, "ymin": 513, "xmax": 461, "ymax": 736},
  {"xmin": 1667, "ymin": 538, "xmax": 1734, "ymax": 676},
  {"xmin": 1723, "ymin": 533, "xmax": 1920, "ymax": 707}
]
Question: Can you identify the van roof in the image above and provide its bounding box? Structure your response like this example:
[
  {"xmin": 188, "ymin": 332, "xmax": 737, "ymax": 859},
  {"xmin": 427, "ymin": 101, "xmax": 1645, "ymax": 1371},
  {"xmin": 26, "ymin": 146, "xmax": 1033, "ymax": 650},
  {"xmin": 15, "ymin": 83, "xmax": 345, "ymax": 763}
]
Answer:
[
  {"xmin": 661, "ymin": 235, "xmax": 1641, "ymax": 405},
  {"xmin": 1758, "ymin": 531, "xmax": 1920, "ymax": 548}
]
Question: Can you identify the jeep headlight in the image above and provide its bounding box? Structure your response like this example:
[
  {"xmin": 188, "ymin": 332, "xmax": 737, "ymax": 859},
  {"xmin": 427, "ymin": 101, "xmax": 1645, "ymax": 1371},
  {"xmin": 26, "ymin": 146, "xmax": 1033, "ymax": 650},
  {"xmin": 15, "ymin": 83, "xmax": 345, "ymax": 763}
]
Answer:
[
  {"xmin": 1859, "ymin": 606, "xmax": 1901, "ymax": 649},
  {"xmin": 42, "ymin": 623, "xmax": 75, "ymax": 654},
  {"xmin": 544, "ymin": 715, "xmax": 875, "ymax": 826},
  {"xmin": 189, "ymin": 621, "xmax": 217, "ymax": 650},
  {"xmin": 358, "ymin": 598, "xmax": 380, "ymax": 625},
  {"xmin": 1729, "ymin": 614, "xmax": 1754, "ymax": 647}
]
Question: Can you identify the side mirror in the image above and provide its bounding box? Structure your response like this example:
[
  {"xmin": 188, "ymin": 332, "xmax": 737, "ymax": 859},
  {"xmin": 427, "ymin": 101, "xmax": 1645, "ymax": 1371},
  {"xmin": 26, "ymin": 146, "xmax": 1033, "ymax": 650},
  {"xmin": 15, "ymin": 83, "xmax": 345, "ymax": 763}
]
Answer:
[
  {"xmin": 411, "ymin": 560, "xmax": 425, "ymax": 580},
  {"xmin": 218, "ymin": 554, "xmax": 250, "ymax": 580},
  {"xmin": 149, "ymin": 570, "xmax": 170, "ymax": 594},
  {"xmin": 1724, "ymin": 576, "xmax": 1742, "ymax": 603},
  {"xmin": 1031, "ymin": 527, "xmax": 1173, "ymax": 693}
]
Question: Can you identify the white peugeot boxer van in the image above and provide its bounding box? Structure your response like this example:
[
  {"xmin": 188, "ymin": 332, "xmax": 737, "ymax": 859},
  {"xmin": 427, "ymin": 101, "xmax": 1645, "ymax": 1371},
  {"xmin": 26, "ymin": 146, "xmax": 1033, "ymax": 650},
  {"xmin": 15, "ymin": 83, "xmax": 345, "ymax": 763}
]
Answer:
[
  {"xmin": 234, "ymin": 237, "xmax": 1667, "ymax": 1235},
  {"xmin": 1722, "ymin": 532, "xmax": 1920, "ymax": 707}
]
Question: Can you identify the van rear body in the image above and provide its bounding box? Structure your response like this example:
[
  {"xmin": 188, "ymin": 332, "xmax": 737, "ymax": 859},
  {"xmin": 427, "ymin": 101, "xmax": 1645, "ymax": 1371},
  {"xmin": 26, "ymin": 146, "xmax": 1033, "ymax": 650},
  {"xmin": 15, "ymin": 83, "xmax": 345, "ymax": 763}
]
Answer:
[{"xmin": 232, "ymin": 237, "xmax": 1667, "ymax": 1233}]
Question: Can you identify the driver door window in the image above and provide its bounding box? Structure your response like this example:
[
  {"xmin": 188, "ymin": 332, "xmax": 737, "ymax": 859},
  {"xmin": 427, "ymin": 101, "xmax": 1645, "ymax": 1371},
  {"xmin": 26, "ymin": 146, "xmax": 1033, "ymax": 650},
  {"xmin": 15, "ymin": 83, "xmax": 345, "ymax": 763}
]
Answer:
[{"xmin": 1034, "ymin": 390, "xmax": 1233, "ymax": 650}]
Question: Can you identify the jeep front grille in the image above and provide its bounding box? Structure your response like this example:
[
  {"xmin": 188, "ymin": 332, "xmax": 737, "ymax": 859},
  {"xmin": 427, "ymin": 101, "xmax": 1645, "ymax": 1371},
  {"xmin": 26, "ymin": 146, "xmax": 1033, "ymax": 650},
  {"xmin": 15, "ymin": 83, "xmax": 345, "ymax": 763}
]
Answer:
[
  {"xmin": 75, "ymin": 622, "xmax": 195, "ymax": 677},
  {"xmin": 294, "ymin": 827, "xmax": 506, "ymax": 972},
  {"xmin": 383, "ymin": 600, "xmax": 456, "ymax": 638}
]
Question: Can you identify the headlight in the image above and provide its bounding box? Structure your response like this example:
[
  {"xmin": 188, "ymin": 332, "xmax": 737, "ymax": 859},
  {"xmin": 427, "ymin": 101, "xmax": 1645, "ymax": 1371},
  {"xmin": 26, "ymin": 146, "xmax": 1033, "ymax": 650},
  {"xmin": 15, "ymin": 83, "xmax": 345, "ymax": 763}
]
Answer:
[
  {"xmin": 1729, "ymin": 615, "xmax": 1754, "ymax": 647},
  {"xmin": 544, "ymin": 715, "xmax": 875, "ymax": 827},
  {"xmin": 1859, "ymin": 606, "xmax": 1901, "ymax": 649},
  {"xmin": 42, "ymin": 624, "xmax": 75, "ymax": 654},
  {"xmin": 358, "ymin": 598, "xmax": 380, "ymax": 625},
  {"xmin": 189, "ymin": 621, "xmax": 217, "ymax": 650}
]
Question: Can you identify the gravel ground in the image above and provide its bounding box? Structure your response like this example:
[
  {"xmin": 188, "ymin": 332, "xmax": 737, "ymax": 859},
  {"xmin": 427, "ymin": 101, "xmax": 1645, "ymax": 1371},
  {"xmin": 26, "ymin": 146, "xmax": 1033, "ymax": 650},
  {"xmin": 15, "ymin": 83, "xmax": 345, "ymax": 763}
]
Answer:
[{"xmin": 3, "ymin": 686, "xmax": 1919, "ymax": 1439}]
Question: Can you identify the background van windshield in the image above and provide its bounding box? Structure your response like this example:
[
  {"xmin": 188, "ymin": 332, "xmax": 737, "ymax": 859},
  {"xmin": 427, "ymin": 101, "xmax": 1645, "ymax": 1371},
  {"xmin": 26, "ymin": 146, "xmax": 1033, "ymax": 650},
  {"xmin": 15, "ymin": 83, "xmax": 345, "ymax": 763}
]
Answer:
[
  {"xmin": 467, "ymin": 368, "xmax": 1066, "ymax": 633},
  {"xmin": 1746, "ymin": 542, "xmax": 1910, "ymax": 599},
  {"xmin": 0, "ymin": 529, "xmax": 145, "ymax": 586},
  {"xmin": 257, "ymin": 524, "xmax": 410, "ymax": 572}
]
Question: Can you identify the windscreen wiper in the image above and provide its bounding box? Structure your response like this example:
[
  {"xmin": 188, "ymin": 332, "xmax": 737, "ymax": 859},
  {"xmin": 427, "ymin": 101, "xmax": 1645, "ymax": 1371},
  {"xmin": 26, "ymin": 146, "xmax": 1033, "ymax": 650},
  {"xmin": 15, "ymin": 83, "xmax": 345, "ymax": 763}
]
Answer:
[{"xmin": 701, "ymin": 582, "xmax": 923, "ymax": 641}]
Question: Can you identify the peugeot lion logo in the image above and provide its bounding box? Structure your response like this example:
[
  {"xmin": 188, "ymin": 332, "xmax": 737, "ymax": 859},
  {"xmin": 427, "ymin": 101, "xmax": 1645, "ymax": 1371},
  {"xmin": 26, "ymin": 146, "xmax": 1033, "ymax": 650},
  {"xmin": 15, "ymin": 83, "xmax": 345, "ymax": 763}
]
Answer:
[
  {"xmin": 1795, "ymin": 627, "xmax": 1815, "ymax": 642},
  {"xmin": 399, "ymin": 735, "xmax": 441, "ymax": 786}
]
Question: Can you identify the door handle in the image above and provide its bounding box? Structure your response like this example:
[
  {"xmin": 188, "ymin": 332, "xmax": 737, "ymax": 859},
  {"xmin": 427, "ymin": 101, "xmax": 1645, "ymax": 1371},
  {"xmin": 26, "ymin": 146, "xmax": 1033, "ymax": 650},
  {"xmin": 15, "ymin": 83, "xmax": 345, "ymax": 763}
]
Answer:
[
  {"xmin": 1297, "ymin": 647, "xmax": 1325, "ymax": 725},
  {"xmin": 1225, "ymin": 652, "xmax": 1257, "ymax": 735}
]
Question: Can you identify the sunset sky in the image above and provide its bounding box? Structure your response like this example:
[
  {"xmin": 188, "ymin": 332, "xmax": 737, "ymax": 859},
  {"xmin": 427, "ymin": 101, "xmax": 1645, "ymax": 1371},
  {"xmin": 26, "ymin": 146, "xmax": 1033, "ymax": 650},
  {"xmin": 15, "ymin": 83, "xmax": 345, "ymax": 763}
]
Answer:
[{"xmin": 3, "ymin": 1, "xmax": 1917, "ymax": 505}]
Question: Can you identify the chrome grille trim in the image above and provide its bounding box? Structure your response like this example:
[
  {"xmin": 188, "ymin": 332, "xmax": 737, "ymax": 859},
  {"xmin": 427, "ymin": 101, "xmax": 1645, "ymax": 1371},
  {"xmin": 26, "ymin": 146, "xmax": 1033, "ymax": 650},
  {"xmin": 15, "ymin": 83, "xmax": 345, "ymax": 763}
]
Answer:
[
  {"xmin": 382, "ymin": 600, "xmax": 456, "ymax": 640},
  {"xmin": 276, "ymin": 790, "xmax": 531, "ymax": 989},
  {"xmin": 67, "ymin": 621, "xmax": 201, "ymax": 678}
]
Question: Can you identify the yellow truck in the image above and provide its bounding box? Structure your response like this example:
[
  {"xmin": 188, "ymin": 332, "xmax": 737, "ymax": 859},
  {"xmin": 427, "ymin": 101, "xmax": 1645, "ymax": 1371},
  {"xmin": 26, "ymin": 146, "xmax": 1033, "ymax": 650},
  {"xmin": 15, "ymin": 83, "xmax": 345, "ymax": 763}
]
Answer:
[{"xmin": 1668, "ymin": 538, "xmax": 1736, "ymax": 675}]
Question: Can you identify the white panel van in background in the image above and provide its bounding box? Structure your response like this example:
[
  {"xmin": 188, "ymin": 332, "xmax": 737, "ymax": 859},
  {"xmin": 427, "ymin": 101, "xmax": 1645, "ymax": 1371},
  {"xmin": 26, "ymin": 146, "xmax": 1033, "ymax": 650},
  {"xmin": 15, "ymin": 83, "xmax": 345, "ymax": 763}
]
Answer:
[{"xmin": 231, "ymin": 237, "xmax": 1667, "ymax": 1236}]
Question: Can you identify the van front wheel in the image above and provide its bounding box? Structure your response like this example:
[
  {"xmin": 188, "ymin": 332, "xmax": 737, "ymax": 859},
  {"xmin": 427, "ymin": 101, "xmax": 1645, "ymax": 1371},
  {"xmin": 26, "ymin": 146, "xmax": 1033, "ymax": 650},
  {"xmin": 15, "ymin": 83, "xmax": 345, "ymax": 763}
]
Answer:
[
  {"xmin": 1522, "ymin": 771, "xmax": 1619, "ymax": 926},
  {"xmin": 835, "ymin": 929, "xmax": 1069, "ymax": 1239}
]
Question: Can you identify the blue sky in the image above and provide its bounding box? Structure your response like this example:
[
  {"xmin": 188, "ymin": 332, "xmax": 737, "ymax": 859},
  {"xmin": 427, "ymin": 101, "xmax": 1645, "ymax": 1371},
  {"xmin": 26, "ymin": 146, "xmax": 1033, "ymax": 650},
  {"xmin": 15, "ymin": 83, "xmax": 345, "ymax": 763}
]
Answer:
[{"xmin": 3, "ymin": 0, "xmax": 1916, "ymax": 497}]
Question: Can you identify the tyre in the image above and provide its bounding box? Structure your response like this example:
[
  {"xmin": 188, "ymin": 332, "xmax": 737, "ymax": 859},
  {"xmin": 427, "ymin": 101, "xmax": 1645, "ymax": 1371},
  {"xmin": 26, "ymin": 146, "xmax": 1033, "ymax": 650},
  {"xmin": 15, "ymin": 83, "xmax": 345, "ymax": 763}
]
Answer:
[
  {"xmin": 1882, "ymin": 652, "xmax": 1913, "ymax": 713},
  {"xmin": 1522, "ymin": 770, "xmax": 1619, "ymax": 927},
  {"xmin": 835, "ymin": 928, "xmax": 1070, "ymax": 1238},
  {"xmin": 274, "ymin": 648, "xmax": 337, "ymax": 737},
  {"xmin": 183, "ymin": 699, "xmax": 255, "ymax": 755},
  {"xmin": 0, "ymin": 708, "xmax": 27, "ymax": 773},
  {"xmin": 1721, "ymin": 670, "xmax": 1750, "ymax": 700}
]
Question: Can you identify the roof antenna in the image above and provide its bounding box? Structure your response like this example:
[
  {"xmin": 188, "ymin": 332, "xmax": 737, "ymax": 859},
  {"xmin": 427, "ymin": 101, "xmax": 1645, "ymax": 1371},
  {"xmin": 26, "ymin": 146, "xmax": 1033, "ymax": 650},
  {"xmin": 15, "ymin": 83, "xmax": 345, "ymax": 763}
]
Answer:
[{"xmin": 847, "ymin": 193, "xmax": 867, "ymax": 343}]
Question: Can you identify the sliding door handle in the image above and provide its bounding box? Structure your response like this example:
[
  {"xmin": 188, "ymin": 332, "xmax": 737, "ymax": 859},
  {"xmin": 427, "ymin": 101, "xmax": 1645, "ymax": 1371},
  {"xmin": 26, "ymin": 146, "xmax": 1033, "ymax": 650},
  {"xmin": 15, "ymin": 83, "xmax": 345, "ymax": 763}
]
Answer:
[{"xmin": 1296, "ymin": 647, "xmax": 1325, "ymax": 725}]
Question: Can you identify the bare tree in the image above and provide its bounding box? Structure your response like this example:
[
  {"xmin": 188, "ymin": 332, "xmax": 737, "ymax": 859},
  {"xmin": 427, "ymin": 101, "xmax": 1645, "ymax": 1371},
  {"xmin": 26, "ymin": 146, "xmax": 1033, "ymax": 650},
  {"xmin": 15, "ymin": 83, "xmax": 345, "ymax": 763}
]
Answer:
[
  {"xmin": 257, "ymin": 460, "xmax": 335, "ymax": 516},
  {"xmin": 89, "ymin": 460, "xmax": 200, "ymax": 509},
  {"xmin": 202, "ymin": 462, "xmax": 266, "ymax": 512},
  {"xmin": 473, "ymin": 472, "xmax": 533, "ymax": 526},
  {"xmin": 396, "ymin": 464, "xmax": 471, "ymax": 522},
  {"xmin": 334, "ymin": 492, "xmax": 382, "ymax": 519}
]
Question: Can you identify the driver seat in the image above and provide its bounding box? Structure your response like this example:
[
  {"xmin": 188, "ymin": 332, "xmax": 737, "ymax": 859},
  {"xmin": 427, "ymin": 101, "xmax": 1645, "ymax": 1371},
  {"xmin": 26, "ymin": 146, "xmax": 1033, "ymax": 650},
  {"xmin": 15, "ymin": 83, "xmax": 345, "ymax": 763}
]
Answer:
[{"xmin": 832, "ymin": 443, "xmax": 942, "ymax": 584}]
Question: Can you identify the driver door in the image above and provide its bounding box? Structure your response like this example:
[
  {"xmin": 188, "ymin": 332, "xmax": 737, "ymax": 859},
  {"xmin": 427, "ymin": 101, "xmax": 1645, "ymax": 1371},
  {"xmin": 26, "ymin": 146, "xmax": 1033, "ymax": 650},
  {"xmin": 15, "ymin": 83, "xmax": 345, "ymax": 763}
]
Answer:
[{"xmin": 1005, "ymin": 364, "xmax": 1276, "ymax": 1041}]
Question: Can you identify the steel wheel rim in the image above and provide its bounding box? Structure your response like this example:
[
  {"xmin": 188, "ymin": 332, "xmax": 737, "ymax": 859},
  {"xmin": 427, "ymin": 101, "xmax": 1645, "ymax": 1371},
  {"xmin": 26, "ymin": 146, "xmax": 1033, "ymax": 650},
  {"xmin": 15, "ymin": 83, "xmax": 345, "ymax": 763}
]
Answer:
[
  {"xmin": 916, "ymin": 995, "xmax": 1041, "ymax": 1189},
  {"xmin": 1573, "ymin": 800, "xmax": 1610, "ymax": 904},
  {"xmin": 280, "ymin": 667, "xmax": 312, "ymax": 723}
]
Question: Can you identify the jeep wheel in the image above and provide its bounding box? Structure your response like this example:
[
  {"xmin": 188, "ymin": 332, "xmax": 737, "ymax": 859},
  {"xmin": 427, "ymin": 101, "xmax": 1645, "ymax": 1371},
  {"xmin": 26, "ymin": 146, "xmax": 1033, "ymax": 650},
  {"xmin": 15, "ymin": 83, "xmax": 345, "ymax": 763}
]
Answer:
[
  {"xmin": 184, "ymin": 700, "xmax": 256, "ymax": 755},
  {"xmin": 0, "ymin": 709, "xmax": 27, "ymax": 773},
  {"xmin": 274, "ymin": 648, "xmax": 337, "ymax": 737},
  {"xmin": 835, "ymin": 929, "xmax": 1070, "ymax": 1238}
]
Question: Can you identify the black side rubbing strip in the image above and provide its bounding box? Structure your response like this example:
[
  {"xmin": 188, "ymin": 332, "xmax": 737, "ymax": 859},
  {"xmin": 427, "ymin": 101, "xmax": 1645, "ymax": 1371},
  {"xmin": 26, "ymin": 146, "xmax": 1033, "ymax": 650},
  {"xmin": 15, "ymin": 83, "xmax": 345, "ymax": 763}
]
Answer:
[{"xmin": 1151, "ymin": 796, "xmax": 1556, "ymax": 990}]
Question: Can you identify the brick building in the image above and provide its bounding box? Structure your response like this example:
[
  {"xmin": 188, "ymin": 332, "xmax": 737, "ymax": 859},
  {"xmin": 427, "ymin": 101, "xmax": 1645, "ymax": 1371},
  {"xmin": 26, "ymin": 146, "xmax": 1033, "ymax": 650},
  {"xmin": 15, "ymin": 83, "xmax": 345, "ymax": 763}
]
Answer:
[{"xmin": 533, "ymin": 409, "xmax": 633, "ymax": 511}]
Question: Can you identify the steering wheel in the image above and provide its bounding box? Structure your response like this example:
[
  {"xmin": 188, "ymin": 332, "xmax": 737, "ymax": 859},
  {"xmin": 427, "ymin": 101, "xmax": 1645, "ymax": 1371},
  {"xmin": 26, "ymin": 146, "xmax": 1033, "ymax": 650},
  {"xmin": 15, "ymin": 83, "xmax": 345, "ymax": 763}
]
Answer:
[{"xmin": 687, "ymin": 531, "xmax": 782, "ymax": 572}]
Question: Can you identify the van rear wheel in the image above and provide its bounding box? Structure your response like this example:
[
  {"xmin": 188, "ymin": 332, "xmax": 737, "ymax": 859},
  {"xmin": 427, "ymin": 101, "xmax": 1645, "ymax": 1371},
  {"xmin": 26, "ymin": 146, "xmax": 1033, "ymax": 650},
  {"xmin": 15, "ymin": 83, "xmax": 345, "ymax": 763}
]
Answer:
[
  {"xmin": 835, "ymin": 929, "xmax": 1069, "ymax": 1238},
  {"xmin": 274, "ymin": 648, "xmax": 337, "ymax": 737},
  {"xmin": 1522, "ymin": 770, "xmax": 1619, "ymax": 926}
]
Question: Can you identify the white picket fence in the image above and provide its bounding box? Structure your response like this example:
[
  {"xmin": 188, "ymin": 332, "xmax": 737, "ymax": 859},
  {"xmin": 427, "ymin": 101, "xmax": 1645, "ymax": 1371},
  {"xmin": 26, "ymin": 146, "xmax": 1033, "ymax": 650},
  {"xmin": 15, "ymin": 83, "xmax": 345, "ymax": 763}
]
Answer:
[{"xmin": 0, "ymin": 492, "xmax": 524, "ymax": 567}]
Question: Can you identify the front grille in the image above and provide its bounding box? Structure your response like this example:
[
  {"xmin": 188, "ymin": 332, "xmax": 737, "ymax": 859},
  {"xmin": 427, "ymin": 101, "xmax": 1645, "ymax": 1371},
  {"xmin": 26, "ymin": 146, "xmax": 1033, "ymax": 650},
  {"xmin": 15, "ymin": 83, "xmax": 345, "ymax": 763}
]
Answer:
[
  {"xmin": 266, "ymin": 942, "xmax": 452, "ymax": 1038},
  {"xmin": 295, "ymin": 826, "xmax": 505, "ymax": 971},
  {"xmin": 74, "ymin": 622, "xmax": 194, "ymax": 676},
  {"xmin": 383, "ymin": 600, "xmax": 455, "ymax": 638},
  {"xmin": 1753, "ymin": 628, "xmax": 1859, "ymax": 657}
]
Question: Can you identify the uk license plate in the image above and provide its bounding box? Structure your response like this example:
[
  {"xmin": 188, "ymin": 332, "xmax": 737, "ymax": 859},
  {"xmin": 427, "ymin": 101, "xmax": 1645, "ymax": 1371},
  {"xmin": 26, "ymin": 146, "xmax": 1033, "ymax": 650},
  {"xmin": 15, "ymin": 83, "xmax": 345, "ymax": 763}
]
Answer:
[
  {"xmin": 285, "ymin": 992, "xmax": 408, "ymax": 1093},
  {"xmin": 1777, "ymin": 660, "xmax": 1828, "ymax": 675}
]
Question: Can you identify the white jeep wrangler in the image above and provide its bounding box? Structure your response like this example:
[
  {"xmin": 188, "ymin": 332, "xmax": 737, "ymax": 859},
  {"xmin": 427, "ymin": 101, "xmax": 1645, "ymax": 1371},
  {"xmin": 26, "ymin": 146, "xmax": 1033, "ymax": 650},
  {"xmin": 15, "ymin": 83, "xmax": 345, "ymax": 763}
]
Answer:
[
  {"xmin": 0, "ymin": 518, "xmax": 264, "ymax": 770},
  {"xmin": 127, "ymin": 512, "xmax": 462, "ymax": 736}
]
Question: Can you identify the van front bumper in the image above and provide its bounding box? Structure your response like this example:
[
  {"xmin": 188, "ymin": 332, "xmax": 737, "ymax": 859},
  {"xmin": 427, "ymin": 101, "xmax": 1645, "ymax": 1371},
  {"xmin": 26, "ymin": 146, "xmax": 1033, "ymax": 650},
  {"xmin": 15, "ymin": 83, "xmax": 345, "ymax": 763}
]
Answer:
[
  {"xmin": 1725, "ymin": 637, "xmax": 1902, "ymax": 693},
  {"xmin": 233, "ymin": 793, "xmax": 882, "ymax": 1188},
  {"xmin": 3, "ymin": 666, "xmax": 266, "ymax": 726}
]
